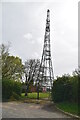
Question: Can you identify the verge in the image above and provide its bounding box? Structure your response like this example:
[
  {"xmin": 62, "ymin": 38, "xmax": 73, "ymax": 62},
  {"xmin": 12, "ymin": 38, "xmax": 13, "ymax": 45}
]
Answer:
[{"xmin": 55, "ymin": 104, "xmax": 80, "ymax": 119}]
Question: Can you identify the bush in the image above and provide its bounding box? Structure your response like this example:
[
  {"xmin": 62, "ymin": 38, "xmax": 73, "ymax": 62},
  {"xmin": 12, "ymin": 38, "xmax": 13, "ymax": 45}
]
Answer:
[
  {"xmin": 13, "ymin": 81, "xmax": 22, "ymax": 96},
  {"xmin": 70, "ymin": 76, "xmax": 78, "ymax": 103},
  {"xmin": 2, "ymin": 79, "xmax": 22, "ymax": 100},
  {"xmin": 51, "ymin": 75, "xmax": 78, "ymax": 103},
  {"xmin": 10, "ymin": 92, "xmax": 20, "ymax": 101}
]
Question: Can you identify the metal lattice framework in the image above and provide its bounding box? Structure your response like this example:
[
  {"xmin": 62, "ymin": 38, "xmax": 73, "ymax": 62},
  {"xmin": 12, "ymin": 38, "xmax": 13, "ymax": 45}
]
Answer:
[{"xmin": 37, "ymin": 9, "xmax": 54, "ymax": 89}]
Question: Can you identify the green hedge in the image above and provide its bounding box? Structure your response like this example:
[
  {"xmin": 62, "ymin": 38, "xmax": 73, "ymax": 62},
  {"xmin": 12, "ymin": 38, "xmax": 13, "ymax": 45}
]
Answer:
[
  {"xmin": 51, "ymin": 75, "xmax": 78, "ymax": 103},
  {"xmin": 2, "ymin": 79, "xmax": 22, "ymax": 100}
]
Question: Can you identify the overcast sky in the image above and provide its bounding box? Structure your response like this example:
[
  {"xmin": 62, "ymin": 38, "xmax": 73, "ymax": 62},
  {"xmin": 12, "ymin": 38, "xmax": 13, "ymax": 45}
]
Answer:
[{"xmin": 2, "ymin": 0, "xmax": 78, "ymax": 78}]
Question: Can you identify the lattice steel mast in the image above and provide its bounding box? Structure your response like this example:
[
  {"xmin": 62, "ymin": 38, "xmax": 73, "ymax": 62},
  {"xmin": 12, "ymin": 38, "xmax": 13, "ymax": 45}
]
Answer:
[{"xmin": 37, "ymin": 9, "xmax": 54, "ymax": 95}]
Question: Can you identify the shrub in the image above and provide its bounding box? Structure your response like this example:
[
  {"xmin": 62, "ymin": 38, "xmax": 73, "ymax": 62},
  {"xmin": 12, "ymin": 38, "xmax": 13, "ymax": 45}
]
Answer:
[
  {"xmin": 10, "ymin": 92, "xmax": 20, "ymax": 101},
  {"xmin": 51, "ymin": 75, "xmax": 78, "ymax": 103},
  {"xmin": 13, "ymin": 81, "xmax": 22, "ymax": 96},
  {"xmin": 2, "ymin": 79, "xmax": 22, "ymax": 100},
  {"xmin": 70, "ymin": 76, "xmax": 78, "ymax": 103}
]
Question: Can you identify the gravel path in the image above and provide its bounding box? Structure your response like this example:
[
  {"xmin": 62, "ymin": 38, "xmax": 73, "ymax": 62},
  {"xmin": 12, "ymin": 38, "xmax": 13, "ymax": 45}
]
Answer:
[{"xmin": 2, "ymin": 101, "xmax": 71, "ymax": 118}]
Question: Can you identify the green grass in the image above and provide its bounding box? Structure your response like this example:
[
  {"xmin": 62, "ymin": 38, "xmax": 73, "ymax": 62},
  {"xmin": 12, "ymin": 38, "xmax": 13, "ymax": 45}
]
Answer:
[
  {"xmin": 21, "ymin": 92, "xmax": 50, "ymax": 99},
  {"xmin": 56, "ymin": 102, "xmax": 79, "ymax": 116}
]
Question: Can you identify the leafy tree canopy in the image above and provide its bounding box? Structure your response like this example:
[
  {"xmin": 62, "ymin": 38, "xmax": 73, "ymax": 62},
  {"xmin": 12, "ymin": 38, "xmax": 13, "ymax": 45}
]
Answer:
[{"xmin": 1, "ymin": 44, "xmax": 24, "ymax": 81}]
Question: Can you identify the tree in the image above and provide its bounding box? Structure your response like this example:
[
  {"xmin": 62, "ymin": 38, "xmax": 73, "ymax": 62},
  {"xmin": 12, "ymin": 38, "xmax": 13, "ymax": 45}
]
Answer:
[
  {"xmin": 1, "ymin": 44, "xmax": 24, "ymax": 100},
  {"xmin": 1, "ymin": 44, "xmax": 24, "ymax": 81},
  {"xmin": 25, "ymin": 59, "xmax": 40, "ymax": 84},
  {"xmin": 24, "ymin": 59, "xmax": 40, "ymax": 95}
]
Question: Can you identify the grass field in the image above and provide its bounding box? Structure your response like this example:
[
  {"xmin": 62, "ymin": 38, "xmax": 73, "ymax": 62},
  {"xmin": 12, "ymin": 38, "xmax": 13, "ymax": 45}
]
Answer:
[
  {"xmin": 56, "ymin": 102, "xmax": 79, "ymax": 116},
  {"xmin": 21, "ymin": 92, "xmax": 50, "ymax": 99}
]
